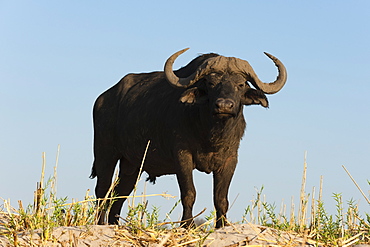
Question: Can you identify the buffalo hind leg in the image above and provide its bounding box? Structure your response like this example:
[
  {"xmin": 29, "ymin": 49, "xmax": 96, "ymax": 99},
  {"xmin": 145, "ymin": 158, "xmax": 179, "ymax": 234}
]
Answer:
[
  {"xmin": 107, "ymin": 158, "xmax": 140, "ymax": 224},
  {"xmin": 213, "ymin": 156, "xmax": 237, "ymax": 228},
  {"xmin": 93, "ymin": 151, "xmax": 120, "ymax": 225}
]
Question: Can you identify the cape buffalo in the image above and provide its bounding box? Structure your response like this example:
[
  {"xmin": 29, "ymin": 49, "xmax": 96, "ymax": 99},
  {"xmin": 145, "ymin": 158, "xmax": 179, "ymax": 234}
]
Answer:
[{"xmin": 90, "ymin": 48, "xmax": 287, "ymax": 228}]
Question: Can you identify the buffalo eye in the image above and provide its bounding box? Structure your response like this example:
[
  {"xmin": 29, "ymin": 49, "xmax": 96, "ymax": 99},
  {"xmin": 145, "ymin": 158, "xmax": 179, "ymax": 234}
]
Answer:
[
  {"xmin": 237, "ymin": 82, "xmax": 246, "ymax": 90},
  {"xmin": 206, "ymin": 78, "xmax": 217, "ymax": 88},
  {"xmin": 207, "ymin": 72, "xmax": 221, "ymax": 87},
  {"xmin": 207, "ymin": 80, "xmax": 216, "ymax": 87}
]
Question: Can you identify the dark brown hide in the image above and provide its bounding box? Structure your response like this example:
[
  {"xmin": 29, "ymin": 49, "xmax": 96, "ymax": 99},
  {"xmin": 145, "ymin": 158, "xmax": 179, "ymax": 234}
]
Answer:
[{"xmin": 91, "ymin": 49, "xmax": 287, "ymax": 228}]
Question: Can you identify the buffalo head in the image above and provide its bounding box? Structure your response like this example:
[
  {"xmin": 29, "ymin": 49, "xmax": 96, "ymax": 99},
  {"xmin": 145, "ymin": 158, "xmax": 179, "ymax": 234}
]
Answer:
[{"xmin": 165, "ymin": 48, "xmax": 287, "ymax": 118}]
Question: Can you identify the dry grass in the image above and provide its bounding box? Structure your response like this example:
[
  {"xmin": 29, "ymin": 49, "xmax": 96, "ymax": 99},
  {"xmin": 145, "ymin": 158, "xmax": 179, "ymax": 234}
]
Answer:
[
  {"xmin": 1, "ymin": 147, "xmax": 370, "ymax": 246},
  {"xmin": 242, "ymin": 152, "xmax": 370, "ymax": 246}
]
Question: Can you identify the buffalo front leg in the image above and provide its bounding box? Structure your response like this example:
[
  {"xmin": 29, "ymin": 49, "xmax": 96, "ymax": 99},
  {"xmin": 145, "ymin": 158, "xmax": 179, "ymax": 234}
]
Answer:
[
  {"xmin": 213, "ymin": 155, "xmax": 237, "ymax": 228},
  {"xmin": 175, "ymin": 150, "xmax": 196, "ymax": 228}
]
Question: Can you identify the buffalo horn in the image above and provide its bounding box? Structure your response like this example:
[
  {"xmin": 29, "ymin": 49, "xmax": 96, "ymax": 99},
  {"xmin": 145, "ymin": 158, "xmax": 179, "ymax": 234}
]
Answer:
[
  {"xmin": 245, "ymin": 52, "xmax": 287, "ymax": 94},
  {"xmin": 164, "ymin": 48, "xmax": 197, "ymax": 88}
]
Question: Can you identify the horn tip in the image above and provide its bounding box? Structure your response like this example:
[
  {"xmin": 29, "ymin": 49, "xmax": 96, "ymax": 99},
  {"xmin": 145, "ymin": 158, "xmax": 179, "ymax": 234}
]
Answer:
[
  {"xmin": 264, "ymin": 52, "xmax": 274, "ymax": 59},
  {"xmin": 172, "ymin": 48, "xmax": 190, "ymax": 58},
  {"xmin": 180, "ymin": 47, "xmax": 190, "ymax": 53}
]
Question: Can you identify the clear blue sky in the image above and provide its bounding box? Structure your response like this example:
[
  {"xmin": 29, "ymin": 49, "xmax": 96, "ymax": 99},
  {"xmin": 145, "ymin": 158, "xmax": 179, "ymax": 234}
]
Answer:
[{"xmin": 1, "ymin": 1, "xmax": 369, "ymax": 222}]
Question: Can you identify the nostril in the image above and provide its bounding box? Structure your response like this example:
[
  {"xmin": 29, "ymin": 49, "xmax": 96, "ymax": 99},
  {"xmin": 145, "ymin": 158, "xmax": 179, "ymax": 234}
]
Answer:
[
  {"xmin": 215, "ymin": 99, "xmax": 224, "ymax": 108},
  {"xmin": 225, "ymin": 100, "xmax": 234, "ymax": 109}
]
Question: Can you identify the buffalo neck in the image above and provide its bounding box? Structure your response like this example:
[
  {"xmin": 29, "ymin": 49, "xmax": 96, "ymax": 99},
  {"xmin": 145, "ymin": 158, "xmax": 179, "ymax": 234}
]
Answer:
[{"xmin": 194, "ymin": 106, "xmax": 246, "ymax": 152}]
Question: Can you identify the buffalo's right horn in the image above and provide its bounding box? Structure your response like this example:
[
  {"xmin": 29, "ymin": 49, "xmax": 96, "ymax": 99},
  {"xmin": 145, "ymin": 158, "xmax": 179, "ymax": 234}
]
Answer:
[{"xmin": 164, "ymin": 48, "xmax": 197, "ymax": 88}]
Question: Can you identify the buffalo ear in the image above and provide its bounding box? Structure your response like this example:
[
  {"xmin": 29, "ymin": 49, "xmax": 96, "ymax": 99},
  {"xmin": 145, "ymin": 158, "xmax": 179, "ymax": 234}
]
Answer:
[
  {"xmin": 242, "ymin": 88, "xmax": 269, "ymax": 108},
  {"xmin": 180, "ymin": 87, "xmax": 208, "ymax": 104}
]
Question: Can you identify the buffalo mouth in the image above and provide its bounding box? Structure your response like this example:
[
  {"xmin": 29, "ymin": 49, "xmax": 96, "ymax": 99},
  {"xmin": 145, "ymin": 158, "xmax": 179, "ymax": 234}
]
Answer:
[{"xmin": 213, "ymin": 111, "xmax": 236, "ymax": 118}]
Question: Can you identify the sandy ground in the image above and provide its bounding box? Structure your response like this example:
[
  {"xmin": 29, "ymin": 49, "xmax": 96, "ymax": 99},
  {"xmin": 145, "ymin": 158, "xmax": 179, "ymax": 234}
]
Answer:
[
  {"xmin": 0, "ymin": 221, "xmax": 323, "ymax": 246},
  {"xmin": 1, "ymin": 213, "xmax": 368, "ymax": 246}
]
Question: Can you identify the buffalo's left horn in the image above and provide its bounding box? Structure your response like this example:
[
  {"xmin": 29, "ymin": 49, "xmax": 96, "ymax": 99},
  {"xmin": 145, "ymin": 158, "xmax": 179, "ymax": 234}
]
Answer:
[
  {"xmin": 164, "ymin": 48, "xmax": 197, "ymax": 88},
  {"xmin": 245, "ymin": 52, "xmax": 287, "ymax": 94}
]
